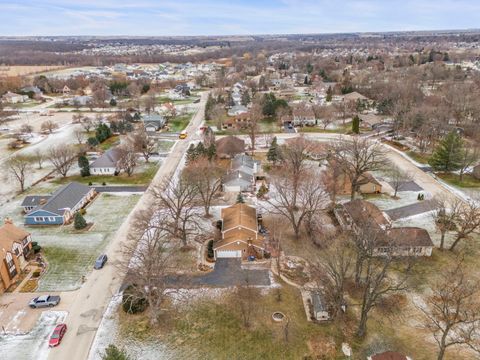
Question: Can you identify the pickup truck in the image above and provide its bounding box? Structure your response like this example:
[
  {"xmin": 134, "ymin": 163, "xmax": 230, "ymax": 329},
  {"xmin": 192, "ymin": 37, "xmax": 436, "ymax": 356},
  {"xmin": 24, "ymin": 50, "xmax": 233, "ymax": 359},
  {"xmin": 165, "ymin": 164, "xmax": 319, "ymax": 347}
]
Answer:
[{"xmin": 29, "ymin": 295, "xmax": 61, "ymax": 309}]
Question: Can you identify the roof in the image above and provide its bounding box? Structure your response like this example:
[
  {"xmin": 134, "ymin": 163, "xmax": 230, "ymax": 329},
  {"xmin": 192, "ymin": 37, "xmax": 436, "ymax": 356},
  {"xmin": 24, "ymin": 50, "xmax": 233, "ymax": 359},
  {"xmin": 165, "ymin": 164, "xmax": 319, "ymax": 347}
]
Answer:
[
  {"xmin": 0, "ymin": 221, "xmax": 30, "ymax": 254},
  {"xmin": 232, "ymin": 154, "xmax": 257, "ymax": 170},
  {"xmin": 221, "ymin": 203, "xmax": 258, "ymax": 233},
  {"xmin": 21, "ymin": 195, "xmax": 52, "ymax": 207},
  {"xmin": 382, "ymin": 227, "xmax": 434, "ymax": 248},
  {"xmin": 223, "ymin": 170, "xmax": 254, "ymax": 186},
  {"xmin": 343, "ymin": 91, "xmax": 368, "ymax": 102},
  {"xmin": 311, "ymin": 291, "xmax": 328, "ymax": 312},
  {"xmin": 142, "ymin": 114, "xmax": 165, "ymax": 123},
  {"xmin": 90, "ymin": 148, "xmax": 121, "ymax": 169},
  {"xmin": 214, "ymin": 227, "xmax": 264, "ymax": 250},
  {"xmin": 371, "ymin": 351, "xmax": 408, "ymax": 360},
  {"xmin": 28, "ymin": 182, "xmax": 92, "ymax": 216},
  {"xmin": 216, "ymin": 136, "xmax": 245, "ymax": 157},
  {"xmin": 342, "ymin": 200, "xmax": 390, "ymax": 230},
  {"xmin": 358, "ymin": 172, "xmax": 382, "ymax": 186}
]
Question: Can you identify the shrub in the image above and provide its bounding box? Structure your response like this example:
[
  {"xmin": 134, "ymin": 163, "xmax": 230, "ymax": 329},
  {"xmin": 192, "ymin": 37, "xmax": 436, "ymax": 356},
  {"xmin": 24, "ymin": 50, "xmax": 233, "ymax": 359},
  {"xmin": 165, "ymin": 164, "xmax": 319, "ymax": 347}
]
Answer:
[
  {"xmin": 32, "ymin": 271, "xmax": 41, "ymax": 278},
  {"xmin": 207, "ymin": 240, "xmax": 214, "ymax": 259},
  {"xmin": 122, "ymin": 285, "xmax": 147, "ymax": 314},
  {"xmin": 102, "ymin": 182, "xmax": 107, "ymax": 186},
  {"xmin": 79, "ymin": 208, "xmax": 87, "ymax": 215},
  {"xmin": 33, "ymin": 244, "xmax": 42, "ymax": 254},
  {"xmin": 101, "ymin": 344, "xmax": 130, "ymax": 360},
  {"xmin": 74, "ymin": 212, "xmax": 87, "ymax": 230},
  {"xmin": 88, "ymin": 182, "xmax": 93, "ymax": 186}
]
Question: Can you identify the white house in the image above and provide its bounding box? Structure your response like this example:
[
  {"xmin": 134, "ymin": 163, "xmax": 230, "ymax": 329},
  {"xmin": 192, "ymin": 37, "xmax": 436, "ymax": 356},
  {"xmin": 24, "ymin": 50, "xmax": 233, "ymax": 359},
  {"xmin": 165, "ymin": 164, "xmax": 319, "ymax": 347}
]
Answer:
[
  {"xmin": 90, "ymin": 148, "xmax": 122, "ymax": 175},
  {"xmin": 2, "ymin": 92, "xmax": 28, "ymax": 104}
]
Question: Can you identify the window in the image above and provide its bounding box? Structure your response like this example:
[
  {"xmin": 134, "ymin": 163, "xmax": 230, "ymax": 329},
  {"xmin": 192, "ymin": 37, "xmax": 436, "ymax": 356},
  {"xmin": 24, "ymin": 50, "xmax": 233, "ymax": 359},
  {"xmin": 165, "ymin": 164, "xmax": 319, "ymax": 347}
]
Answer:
[
  {"xmin": 6, "ymin": 253, "xmax": 17, "ymax": 279},
  {"xmin": 34, "ymin": 217, "xmax": 44, "ymax": 222},
  {"xmin": 48, "ymin": 217, "xmax": 55, "ymax": 222}
]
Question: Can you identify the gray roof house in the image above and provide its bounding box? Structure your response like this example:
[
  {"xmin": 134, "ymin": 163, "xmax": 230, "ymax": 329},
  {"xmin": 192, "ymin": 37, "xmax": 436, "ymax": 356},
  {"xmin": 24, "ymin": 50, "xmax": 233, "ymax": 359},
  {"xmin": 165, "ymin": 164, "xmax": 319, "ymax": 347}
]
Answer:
[
  {"xmin": 24, "ymin": 182, "xmax": 96, "ymax": 225},
  {"xmin": 142, "ymin": 114, "xmax": 166, "ymax": 132},
  {"xmin": 21, "ymin": 195, "xmax": 52, "ymax": 213},
  {"xmin": 222, "ymin": 170, "xmax": 254, "ymax": 193},
  {"xmin": 90, "ymin": 148, "xmax": 122, "ymax": 175}
]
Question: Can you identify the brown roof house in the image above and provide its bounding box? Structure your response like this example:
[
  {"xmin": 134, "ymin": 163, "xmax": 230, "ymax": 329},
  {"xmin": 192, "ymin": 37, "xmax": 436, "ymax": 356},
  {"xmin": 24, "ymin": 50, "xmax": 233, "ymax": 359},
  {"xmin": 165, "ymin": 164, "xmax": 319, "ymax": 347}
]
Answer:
[
  {"xmin": 215, "ymin": 136, "xmax": 245, "ymax": 159},
  {"xmin": 368, "ymin": 351, "xmax": 412, "ymax": 360},
  {"xmin": 334, "ymin": 200, "xmax": 434, "ymax": 257},
  {"xmin": 213, "ymin": 203, "xmax": 265, "ymax": 260},
  {"xmin": 0, "ymin": 219, "xmax": 33, "ymax": 293}
]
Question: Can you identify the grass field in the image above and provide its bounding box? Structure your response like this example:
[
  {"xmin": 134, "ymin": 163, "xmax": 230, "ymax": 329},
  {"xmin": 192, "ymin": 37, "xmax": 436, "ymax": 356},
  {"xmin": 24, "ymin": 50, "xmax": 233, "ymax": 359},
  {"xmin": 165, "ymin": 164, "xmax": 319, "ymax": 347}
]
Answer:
[
  {"xmin": 0, "ymin": 65, "xmax": 65, "ymax": 76},
  {"xmin": 406, "ymin": 151, "xmax": 430, "ymax": 164},
  {"xmin": 437, "ymin": 172, "xmax": 480, "ymax": 188},
  {"xmin": 99, "ymin": 135, "xmax": 120, "ymax": 151},
  {"xmin": 168, "ymin": 114, "xmax": 193, "ymax": 132}
]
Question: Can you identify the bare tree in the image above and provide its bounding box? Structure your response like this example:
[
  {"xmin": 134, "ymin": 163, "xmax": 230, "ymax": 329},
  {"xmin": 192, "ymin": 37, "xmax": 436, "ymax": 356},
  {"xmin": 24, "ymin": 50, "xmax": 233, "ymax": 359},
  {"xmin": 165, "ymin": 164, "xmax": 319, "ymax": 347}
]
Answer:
[
  {"xmin": 449, "ymin": 199, "xmax": 480, "ymax": 251},
  {"xmin": 233, "ymin": 274, "xmax": 261, "ymax": 328},
  {"xmin": 143, "ymin": 94, "xmax": 156, "ymax": 114},
  {"xmin": 80, "ymin": 116, "xmax": 94, "ymax": 132},
  {"xmin": 151, "ymin": 176, "xmax": 199, "ymax": 247},
  {"xmin": 121, "ymin": 209, "xmax": 179, "ymax": 326},
  {"xmin": 432, "ymin": 197, "xmax": 461, "ymax": 250},
  {"xmin": 6, "ymin": 155, "xmax": 32, "ymax": 192},
  {"xmin": 267, "ymin": 169, "xmax": 328, "ymax": 240},
  {"xmin": 246, "ymin": 103, "xmax": 262, "ymax": 155},
  {"xmin": 117, "ymin": 143, "xmax": 137, "ymax": 176},
  {"xmin": 459, "ymin": 146, "xmax": 479, "ymax": 182},
  {"xmin": 20, "ymin": 123, "xmax": 33, "ymax": 135},
  {"xmin": 311, "ymin": 235, "xmax": 352, "ymax": 318},
  {"xmin": 47, "ymin": 145, "xmax": 76, "ymax": 177},
  {"xmin": 131, "ymin": 129, "xmax": 155, "ymax": 163},
  {"xmin": 418, "ymin": 259, "xmax": 480, "ymax": 360},
  {"xmin": 183, "ymin": 158, "xmax": 225, "ymax": 217},
  {"xmin": 74, "ymin": 129, "xmax": 86, "ymax": 145},
  {"xmin": 330, "ymin": 137, "xmax": 387, "ymax": 200},
  {"xmin": 40, "ymin": 120, "xmax": 58, "ymax": 134},
  {"xmin": 388, "ymin": 164, "xmax": 413, "ymax": 198},
  {"xmin": 32, "ymin": 149, "xmax": 45, "ymax": 169}
]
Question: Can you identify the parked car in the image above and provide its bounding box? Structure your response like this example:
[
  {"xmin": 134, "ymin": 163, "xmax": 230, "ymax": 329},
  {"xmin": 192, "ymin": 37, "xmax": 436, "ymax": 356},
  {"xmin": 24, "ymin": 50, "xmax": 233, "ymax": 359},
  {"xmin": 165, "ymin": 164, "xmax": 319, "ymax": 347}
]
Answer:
[
  {"xmin": 49, "ymin": 324, "xmax": 67, "ymax": 347},
  {"xmin": 94, "ymin": 254, "xmax": 108, "ymax": 269},
  {"xmin": 29, "ymin": 295, "xmax": 61, "ymax": 308}
]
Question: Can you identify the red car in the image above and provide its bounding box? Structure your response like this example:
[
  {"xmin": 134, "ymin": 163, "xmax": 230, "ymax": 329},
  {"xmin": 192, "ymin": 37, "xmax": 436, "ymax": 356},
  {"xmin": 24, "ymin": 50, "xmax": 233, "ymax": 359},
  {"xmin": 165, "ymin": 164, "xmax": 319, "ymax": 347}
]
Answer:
[{"xmin": 49, "ymin": 324, "xmax": 67, "ymax": 347}]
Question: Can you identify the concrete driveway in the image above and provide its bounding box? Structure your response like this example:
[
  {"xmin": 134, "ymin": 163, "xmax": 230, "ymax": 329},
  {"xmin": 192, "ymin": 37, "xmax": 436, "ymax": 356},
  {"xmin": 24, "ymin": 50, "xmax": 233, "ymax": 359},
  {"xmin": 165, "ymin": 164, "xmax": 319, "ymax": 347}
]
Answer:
[{"xmin": 168, "ymin": 258, "xmax": 271, "ymax": 287}]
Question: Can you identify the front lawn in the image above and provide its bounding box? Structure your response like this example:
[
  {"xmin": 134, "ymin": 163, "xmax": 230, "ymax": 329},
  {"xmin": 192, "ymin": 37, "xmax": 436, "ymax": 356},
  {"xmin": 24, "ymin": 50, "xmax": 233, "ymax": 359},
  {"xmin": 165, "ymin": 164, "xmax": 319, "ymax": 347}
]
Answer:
[
  {"xmin": 406, "ymin": 151, "xmax": 430, "ymax": 164},
  {"xmin": 167, "ymin": 114, "xmax": 192, "ymax": 132},
  {"xmin": 99, "ymin": 135, "xmax": 120, "ymax": 151},
  {"xmin": 436, "ymin": 172, "xmax": 480, "ymax": 188}
]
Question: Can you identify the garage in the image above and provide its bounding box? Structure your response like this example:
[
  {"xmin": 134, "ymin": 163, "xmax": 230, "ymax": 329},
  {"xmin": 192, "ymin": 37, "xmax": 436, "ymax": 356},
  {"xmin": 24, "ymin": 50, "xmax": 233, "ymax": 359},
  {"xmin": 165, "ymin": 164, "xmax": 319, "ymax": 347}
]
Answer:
[{"xmin": 216, "ymin": 250, "xmax": 242, "ymax": 258}]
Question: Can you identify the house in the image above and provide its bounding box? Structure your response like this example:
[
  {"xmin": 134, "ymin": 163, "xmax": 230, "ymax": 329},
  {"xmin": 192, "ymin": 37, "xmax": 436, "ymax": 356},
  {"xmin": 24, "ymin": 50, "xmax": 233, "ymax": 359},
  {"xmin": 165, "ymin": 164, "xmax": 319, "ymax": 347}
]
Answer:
[
  {"xmin": 335, "ymin": 200, "xmax": 434, "ymax": 257},
  {"xmin": 335, "ymin": 170, "xmax": 383, "ymax": 195},
  {"xmin": 24, "ymin": 182, "xmax": 96, "ymax": 225},
  {"xmin": 2, "ymin": 91, "xmax": 28, "ymax": 104},
  {"xmin": 68, "ymin": 95, "xmax": 92, "ymax": 107},
  {"xmin": 223, "ymin": 154, "xmax": 261, "ymax": 192},
  {"xmin": 90, "ymin": 148, "xmax": 122, "ymax": 175},
  {"xmin": 310, "ymin": 291, "xmax": 331, "ymax": 321},
  {"xmin": 62, "ymin": 85, "xmax": 71, "ymax": 95},
  {"xmin": 216, "ymin": 136, "xmax": 245, "ymax": 159},
  {"xmin": 142, "ymin": 114, "xmax": 166, "ymax": 132},
  {"xmin": 292, "ymin": 106, "xmax": 316, "ymax": 126},
  {"xmin": 368, "ymin": 351, "xmax": 412, "ymax": 360},
  {"xmin": 213, "ymin": 203, "xmax": 265, "ymax": 259},
  {"xmin": 0, "ymin": 219, "xmax": 33, "ymax": 293},
  {"xmin": 285, "ymin": 137, "xmax": 327, "ymax": 161},
  {"xmin": 21, "ymin": 86, "xmax": 43, "ymax": 97}
]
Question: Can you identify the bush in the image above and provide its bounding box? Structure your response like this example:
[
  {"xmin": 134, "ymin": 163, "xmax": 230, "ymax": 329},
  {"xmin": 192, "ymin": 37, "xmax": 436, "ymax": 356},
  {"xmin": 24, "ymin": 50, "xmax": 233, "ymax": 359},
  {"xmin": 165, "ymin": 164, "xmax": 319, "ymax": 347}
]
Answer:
[
  {"xmin": 79, "ymin": 208, "xmax": 87, "ymax": 215},
  {"xmin": 207, "ymin": 240, "xmax": 214, "ymax": 259},
  {"xmin": 122, "ymin": 285, "xmax": 147, "ymax": 314},
  {"xmin": 33, "ymin": 244, "xmax": 42, "ymax": 254},
  {"xmin": 32, "ymin": 271, "xmax": 41, "ymax": 278},
  {"xmin": 101, "ymin": 344, "xmax": 130, "ymax": 360},
  {"xmin": 74, "ymin": 212, "xmax": 87, "ymax": 230},
  {"xmin": 102, "ymin": 182, "xmax": 107, "ymax": 186},
  {"xmin": 88, "ymin": 182, "xmax": 93, "ymax": 186}
]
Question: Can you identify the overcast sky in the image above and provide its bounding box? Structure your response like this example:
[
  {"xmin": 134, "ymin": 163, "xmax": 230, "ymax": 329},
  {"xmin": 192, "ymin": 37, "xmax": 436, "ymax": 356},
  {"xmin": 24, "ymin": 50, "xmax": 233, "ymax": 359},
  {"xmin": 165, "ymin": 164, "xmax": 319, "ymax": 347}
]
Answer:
[{"xmin": 1, "ymin": 0, "xmax": 479, "ymax": 36}]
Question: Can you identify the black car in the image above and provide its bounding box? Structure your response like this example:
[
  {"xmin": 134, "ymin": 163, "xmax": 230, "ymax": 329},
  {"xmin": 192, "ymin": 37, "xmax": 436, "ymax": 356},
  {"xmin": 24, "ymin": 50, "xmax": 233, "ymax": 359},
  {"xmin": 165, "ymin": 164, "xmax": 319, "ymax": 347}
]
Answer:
[{"xmin": 94, "ymin": 254, "xmax": 108, "ymax": 269}]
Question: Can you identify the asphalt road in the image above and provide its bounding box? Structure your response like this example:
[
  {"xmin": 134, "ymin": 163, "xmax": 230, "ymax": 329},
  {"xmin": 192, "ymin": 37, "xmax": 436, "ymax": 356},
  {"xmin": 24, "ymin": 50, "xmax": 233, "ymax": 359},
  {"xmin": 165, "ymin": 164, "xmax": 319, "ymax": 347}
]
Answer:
[{"xmin": 47, "ymin": 91, "xmax": 209, "ymax": 360}]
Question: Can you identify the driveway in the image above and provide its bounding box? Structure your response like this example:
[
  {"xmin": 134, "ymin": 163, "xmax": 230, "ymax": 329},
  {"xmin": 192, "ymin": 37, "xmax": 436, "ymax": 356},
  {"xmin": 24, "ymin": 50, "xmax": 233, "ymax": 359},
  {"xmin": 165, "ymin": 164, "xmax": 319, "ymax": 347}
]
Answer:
[
  {"xmin": 167, "ymin": 258, "xmax": 271, "ymax": 287},
  {"xmin": 387, "ymin": 180, "xmax": 423, "ymax": 192},
  {"xmin": 385, "ymin": 200, "xmax": 438, "ymax": 221},
  {"xmin": 93, "ymin": 186, "xmax": 147, "ymax": 193}
]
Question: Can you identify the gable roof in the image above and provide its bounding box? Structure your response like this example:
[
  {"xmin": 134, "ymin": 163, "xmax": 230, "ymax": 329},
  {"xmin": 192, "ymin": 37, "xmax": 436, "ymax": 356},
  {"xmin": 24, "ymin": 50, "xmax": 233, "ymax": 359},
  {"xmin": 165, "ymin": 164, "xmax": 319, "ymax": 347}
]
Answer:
[
  {"xmin": 216, "ymin": 136, "xmax": 245, "ymax": 157},
  {"xmin": 27, "ymin": 182, "xmax": 92, "ymax": 217},
  {"xmin": 214, "ymin": 227, "xmax": 263, "ymax": 250},
  {"xmin": 21, "ymin": 195, "xmax": 52, "ymax": 208},
  {"xmin": 0, "ymin": 221, "xmax": 30, "ymax": 254},
  {"xmin": 221, "ymin": 203, "xmax": 258, "ymax": 233},
  {"xmin": 223, "ymin": 170, "xmax": 254, "ymax": 186},
  {"xmin": 231, "ymin": 154, "xmax": 258, "ymax": 170},
  {"xmin": 342, "ymin": 200, "xmax": 390, "ymax": 230},
  {"xmin": 90, "ymin": 148, "xmax": 121, "ymax": 169},
  {"xmin": 383, "ymin": 227, "xmax": 434, "ymax": 248}
]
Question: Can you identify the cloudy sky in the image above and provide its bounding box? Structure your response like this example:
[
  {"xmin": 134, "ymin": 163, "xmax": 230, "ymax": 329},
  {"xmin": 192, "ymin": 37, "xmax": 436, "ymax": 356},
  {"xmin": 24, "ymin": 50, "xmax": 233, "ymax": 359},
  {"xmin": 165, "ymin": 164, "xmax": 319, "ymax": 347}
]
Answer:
[{"xmin": 0, "ymin": 0, "xmax": 479, "ymax": 36}]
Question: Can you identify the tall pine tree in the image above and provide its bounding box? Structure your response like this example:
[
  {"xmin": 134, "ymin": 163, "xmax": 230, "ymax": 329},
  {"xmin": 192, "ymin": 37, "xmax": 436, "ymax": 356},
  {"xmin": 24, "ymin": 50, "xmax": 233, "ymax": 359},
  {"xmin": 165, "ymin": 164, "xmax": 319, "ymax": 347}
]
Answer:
[
  {"xmin": 429, "ymin": 131, "xmax": 464, "ymax": 172},
  {"xmin": 267, "ymin": 137, "xmax": 280, "ymax": 164},
  {"xmin": 352, "ymin": 115, "xmax": 360, "ymax": 134}
]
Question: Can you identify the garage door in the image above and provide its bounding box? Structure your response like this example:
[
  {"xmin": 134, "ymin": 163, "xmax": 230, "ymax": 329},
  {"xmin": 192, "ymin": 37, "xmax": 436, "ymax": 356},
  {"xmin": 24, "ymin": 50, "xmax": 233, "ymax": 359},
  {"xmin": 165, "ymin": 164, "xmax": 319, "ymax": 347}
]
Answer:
[{"xmin": 216, "ymin": 250, "xmax": 242, "ymax": 258}]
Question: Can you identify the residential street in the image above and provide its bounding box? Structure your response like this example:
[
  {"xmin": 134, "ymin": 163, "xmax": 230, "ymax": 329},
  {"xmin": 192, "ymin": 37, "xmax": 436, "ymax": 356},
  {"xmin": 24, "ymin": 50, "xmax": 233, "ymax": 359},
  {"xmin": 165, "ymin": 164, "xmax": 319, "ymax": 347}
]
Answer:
[{"xmin": 47, "ymin": 92, "xmax": 209, "ymax": 360}]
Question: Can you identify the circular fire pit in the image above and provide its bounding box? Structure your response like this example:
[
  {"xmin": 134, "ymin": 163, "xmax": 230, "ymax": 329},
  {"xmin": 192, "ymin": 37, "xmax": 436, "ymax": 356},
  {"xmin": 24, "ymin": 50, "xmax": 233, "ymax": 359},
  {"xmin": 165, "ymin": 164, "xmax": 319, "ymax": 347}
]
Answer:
[{"xmin": 272, "ymin": 311, "xmax": 286, "ymax": 322}]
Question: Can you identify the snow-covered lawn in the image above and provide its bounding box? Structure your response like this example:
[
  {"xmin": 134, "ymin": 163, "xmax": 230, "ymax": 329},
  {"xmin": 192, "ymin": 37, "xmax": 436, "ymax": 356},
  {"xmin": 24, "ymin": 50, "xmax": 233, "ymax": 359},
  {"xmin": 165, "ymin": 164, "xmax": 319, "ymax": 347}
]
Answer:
[
  {"xmin": 0, "ymin": 311, "xmax": 67, "ymax": 360},
  {"xmin": 366, "ymin": 191, "xmax": 426, "ymax": 211}
]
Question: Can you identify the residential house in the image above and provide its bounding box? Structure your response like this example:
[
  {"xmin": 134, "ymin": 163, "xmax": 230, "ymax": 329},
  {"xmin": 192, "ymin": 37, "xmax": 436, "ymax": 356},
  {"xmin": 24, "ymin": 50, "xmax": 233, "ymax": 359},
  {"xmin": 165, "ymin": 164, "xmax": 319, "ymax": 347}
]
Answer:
[
  {"xmin": 2, "ymin": 92, "xmax": 28, "ymax": 104},
  {"xmin": 292, "ymin": 106, "xmax": 316, "ymax": 126},
  {"xmin": 21, "ymin": 195, "xmax": 52, "ymax": 213},
  {"xmin": 90, "ymin": 148, "xmax": 122, "ymax": 175},
  {"xmin": 335, "ymin": 170, "xmax": 383, "ymax": 195},
  {"xmin": 0, "ymin": 219, "xmax": 33, "ymax": 293},
  {"xmin": 21, "ymin": 86, "xmax": 43, "ymax": 98},
  {"xmin": 213, "ymin": 203, "xmax": 265, "ymax": 259},
  {"xmin": 334, "ymin": 200, "xmax": 434, "ymax": 257},
  {"xmin": 223, "ymin": 154, "xmax": 261, "ymax": 192},
  {"xmin": 24, "ymin": 182, "xmax": 96, "ymax": 225},
  {"xmin": 62, "ymin": 85, "xmax": 71, "ymax": 95},
  {"xmin": 368, "ymin": 352, "xmax": 412, "ymax": 360},
  {"xmin": 285, "ymin": 137, "xmax": 327, "ymax": 161},
  {"xmin": 227, "ymin": 105, "xmax": 249, "ymax": 117},
  {"xmin": 67, "ymin": 95, "xmax": 92, "ymax": 107},
  {"xmin": 215, "ymin": 136, "xmax": 245, "ymax": 159},
  {"xmin": 142, "ymin": 113, "xmax": 166, "ymax": 132}
]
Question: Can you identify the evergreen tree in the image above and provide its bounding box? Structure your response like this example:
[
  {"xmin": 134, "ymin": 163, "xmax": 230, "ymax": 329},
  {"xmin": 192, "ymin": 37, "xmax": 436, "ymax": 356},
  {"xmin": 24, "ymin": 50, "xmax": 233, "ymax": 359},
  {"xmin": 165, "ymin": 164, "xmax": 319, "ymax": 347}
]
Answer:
[
  {"xmin": 429, "ymin": 131, "xmax": 464, "ymax": 172},
  {"xmin": 74, "ymin": 212, "xmax": 87, "ymax": 230},
  {"xmin": 205, "ymin": 94, "xmax": 215, "ymax": 120},
  {"xmin": 78, "ymin": 155, "xmax": 90, "ymax": 177},
  {"xmin": 195, "ymin": 142, "xmax": 206, "ymax": 157},
  {"xmin": 257, "ymin": 183, "xmax": 268, "ymax": 198},
  {"xmin": 186, "ymin": 144, "xmax": 197, "ymax": 163},
  {"xmin": 352, "ymin": 115, "xmax": 360, "ymax": 134},
  {"xmin": 326, "ymin": 86, "xmax": 333, "ymax": 102},
  {"xmin": 206, "ymin": 143, "xmax": 216, "ymax": 161},
  {"xmin": 241, "ymin": 91, "xmax": 251, "ymax": 106},
  {"xmin": 267, "ymin": 136, "xmax": 280, "ymax": 164},
  {"xmin": 101, "ymin": 344, "xmax": 130, "ymax": 360},
  {"xmin": 236, "ymin": 192, "xmax": 245, "ymax": 203}
]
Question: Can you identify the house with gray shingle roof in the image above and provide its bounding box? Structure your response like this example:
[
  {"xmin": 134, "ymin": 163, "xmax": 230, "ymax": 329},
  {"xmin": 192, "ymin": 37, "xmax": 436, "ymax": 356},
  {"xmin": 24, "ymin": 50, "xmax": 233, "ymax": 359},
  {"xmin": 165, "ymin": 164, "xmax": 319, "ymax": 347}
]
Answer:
[
  {"xmin": 24, "ymin": 182, "xmax": 96, "ymax": 225},
  {"xmin": 90, "ymin": 148, "xmax": 121, "ymax": 175},
  {"xmin": 142, "ymin": 114, "xmax": 166, "ymax": 132}
]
